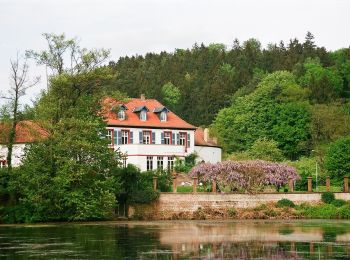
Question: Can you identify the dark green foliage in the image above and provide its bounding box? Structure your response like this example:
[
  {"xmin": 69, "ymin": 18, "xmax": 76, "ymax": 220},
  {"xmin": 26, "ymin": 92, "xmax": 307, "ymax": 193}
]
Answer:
[
  {"xmin": 331, "ymin": 199, "xmax": 347, "ymax": 207},
  {"xmin": 325, "ymin": 136, "xmax": 350, "ymax": 181},
  {"xmin": 321, "ymin": 192, "xmax": 335, "ymax": 204},
  {"xmin": 276, "ymin": 199, "xmax": 295, "ymax": 208},
  {"xmin": 129, "ymin": 187, "xmax": 159, "ymax": 204},
  {"xmin": 118, "ymin": 165, "xmax": 170, "ymax": 204}
]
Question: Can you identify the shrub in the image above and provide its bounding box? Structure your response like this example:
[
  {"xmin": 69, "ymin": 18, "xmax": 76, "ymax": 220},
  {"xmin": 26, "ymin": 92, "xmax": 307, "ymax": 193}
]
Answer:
[
  {"xmin": 227, "ymin": 208, "xmax": 236, "ymax": 217},
  {"xmin": 337, "ymin": 204, "xmax": 350, "ymax": 219},
  {"xmin": 331, "ymin": 199, "xmax": 347, "ymax": 207},
  {"xmin": 277, "ymin": 199, "xmax": 295, "ymax": 208},
  {"xmin": 303, "ymin": 204, "xmax": 338, "ymax": 219},
  {"xmin": 129, "ymin": 188, "xmax": 160, "ymax": 204},
  {"xmin": 321, "ymin": 192, "xmax": 335, "ymax": 204}
]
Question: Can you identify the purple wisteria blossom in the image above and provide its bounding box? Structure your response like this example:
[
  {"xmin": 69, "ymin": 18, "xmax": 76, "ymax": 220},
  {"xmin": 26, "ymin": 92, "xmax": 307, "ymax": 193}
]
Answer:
[{"xmin": 189, "ymin": 160, "xmax": 300, "ymax": 192}]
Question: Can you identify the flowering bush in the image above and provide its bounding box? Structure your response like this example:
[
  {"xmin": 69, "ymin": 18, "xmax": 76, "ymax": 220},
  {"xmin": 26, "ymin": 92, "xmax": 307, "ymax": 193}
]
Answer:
[{"xmin": 189, "ymin": 160, "xmax": 300, "ymax": 192}]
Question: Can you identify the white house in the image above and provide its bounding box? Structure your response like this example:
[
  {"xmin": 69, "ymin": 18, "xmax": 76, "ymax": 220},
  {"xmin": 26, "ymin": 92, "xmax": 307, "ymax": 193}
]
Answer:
[
  {"xmin": 103, "ymin": 95, "xmax": 222, "ymax": 171},
  {"xmin": 0, "ymin": 95, "xmax": 222, "ymax": 170},
  {"xmin": 0, "ymin": 121, "xmax": 48, "ymax": 168}
]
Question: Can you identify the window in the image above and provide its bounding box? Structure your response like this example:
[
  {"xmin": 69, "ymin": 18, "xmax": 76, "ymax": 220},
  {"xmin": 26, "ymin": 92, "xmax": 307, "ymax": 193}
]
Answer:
[
  {"xmin": 179, "ymin": 132, "xmax": 186, "ymax": 146},
  {"xmin": 122, "ymin": 157, "xmax": 127, "ymax": 168},
  {"xmin": 147, "ymin": 156, "xmax": 153, "ymax": 171},
  {"xmin": 106, "ymin": 129, "xmax": 113, "ymax": 145},
  {"xmin": 140, "ymin": 110, "xmax": 147, "ymax": 121},
  {"xmin": 167, "ymin": 157, "xmax": 174, "ymax": 171},
  {"xmin": 0, "ymin": 160, "xmax": 6, "ymax": 168},
  {"xmin": 118, "ymin": 110, "xmax": 125, "ymax": 120},
  {"xmin": 143, "ymin": 131, "xmax": 151, "ymax": 144},
  {"xmin": 164, "ymin": 132, "xmax": 171, "ymax": 145},
  {"xmin": 157, "ymin": 156, "xmax": 164, "ymax": 170},
  {"xmin": 121, "ymin": 130, "xmax": 129, "ymax": 144},
  {"xmin": 160, "ymin": 111, "xmax": 167, "ymax": 122}
]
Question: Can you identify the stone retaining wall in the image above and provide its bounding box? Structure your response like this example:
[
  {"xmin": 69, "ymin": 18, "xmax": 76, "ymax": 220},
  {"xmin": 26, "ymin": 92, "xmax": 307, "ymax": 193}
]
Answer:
[{"xmin": 129, "ymin": 192, "xmax": 350, "ymax": 219}]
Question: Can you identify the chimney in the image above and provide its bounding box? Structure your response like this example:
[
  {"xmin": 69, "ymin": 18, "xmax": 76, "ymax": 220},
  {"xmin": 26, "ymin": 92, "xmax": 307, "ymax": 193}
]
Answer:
[
  {"xmin": 140, "ymin": 94, "xmax": 146, "ymax": 101},
  {"xmin": 204, "ymin": 128, "xmax": 209, "ymax": 142}
]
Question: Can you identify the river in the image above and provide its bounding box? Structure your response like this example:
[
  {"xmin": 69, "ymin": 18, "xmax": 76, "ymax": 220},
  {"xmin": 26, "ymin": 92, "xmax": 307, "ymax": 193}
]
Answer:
[{"xmin": 1, "ymin": 220, "xmax": 350, "ymax": 259}]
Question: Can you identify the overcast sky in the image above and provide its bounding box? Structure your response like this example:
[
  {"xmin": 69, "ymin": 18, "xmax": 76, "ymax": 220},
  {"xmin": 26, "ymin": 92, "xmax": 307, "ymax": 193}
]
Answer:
[{"xmin": 0, "ymin": 0, "xmax": 349, "ymax": 106}]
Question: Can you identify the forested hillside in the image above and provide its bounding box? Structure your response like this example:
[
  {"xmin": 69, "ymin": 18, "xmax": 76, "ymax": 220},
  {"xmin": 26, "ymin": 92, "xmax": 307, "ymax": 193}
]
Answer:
[{"xmin": 108, "ymin": 32, "xmax": 350, "ymax": 127}]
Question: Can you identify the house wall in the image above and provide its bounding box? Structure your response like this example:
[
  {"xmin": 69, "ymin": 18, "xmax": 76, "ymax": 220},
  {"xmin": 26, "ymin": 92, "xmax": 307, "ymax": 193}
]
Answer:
[
  {"xmin": 194, "ymin": 145, "xmax": 222, "ymax": 163},
  {"xmin": 109, "ymin": 126, "xmax": 195, "ymax": 171},
  {"xmin": 0, "ymin": 144, "xmax": 26, "ymax": 167}
]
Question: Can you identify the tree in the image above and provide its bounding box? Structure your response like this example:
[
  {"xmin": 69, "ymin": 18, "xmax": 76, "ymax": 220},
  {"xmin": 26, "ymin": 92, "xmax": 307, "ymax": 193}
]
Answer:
[
  {"xmin": 0, "ymin": 55, "xmax": 39, "ymax": 172},
  {"xmin": 161, "ymin": 82, "xmax": 181, "ymax": 110},
  {"xmin": 26, "ymin": 33, "xmax": 110, "ymax": 76},
  {"xmin": 213, "ymin": 71, "xmax": 311, "ymax": 159},
  {"xmin": 248, "ymin": 138, "xmax": 285, "ymax": 162},
  {"xmin": 325, "ymin": 136, "xmax": 350, "ymax": 181},
  {"xmin": 299, "ymin": 58, "xmax": 343, "ymax": 103}
]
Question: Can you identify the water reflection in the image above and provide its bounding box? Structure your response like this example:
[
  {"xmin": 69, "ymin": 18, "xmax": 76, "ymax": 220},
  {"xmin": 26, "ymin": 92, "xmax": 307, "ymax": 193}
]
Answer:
[{"xmin": 1, "ymin": 220, "xmax": 350, "ymax": 259}]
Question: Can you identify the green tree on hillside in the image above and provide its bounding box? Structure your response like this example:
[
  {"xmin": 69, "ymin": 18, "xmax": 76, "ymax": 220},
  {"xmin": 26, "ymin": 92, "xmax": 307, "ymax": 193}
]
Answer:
[
  {"xmin": 213, "ymin": 71, "xmax": 311, "ymax": 159},
  {"xmin": 325, "ymin": 136, "xmax": 350, "ymax": 181}
]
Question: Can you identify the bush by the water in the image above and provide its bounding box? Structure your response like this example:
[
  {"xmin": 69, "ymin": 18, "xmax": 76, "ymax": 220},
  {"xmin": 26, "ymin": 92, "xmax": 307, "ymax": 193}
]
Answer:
[
  {"xmin": 277, "ymin": 199, "xmax": 295, "ymax": 208},
  {"xmin": 331, "ymin": 199, "xmax": 347, "ymax": 207},
  {"xmin": 337, "ymin": 205, "xmax": 350, "ymax": 218},
  {"xmin": 321, "ymin": 192, "xmax": 335, "ymax": 204}
]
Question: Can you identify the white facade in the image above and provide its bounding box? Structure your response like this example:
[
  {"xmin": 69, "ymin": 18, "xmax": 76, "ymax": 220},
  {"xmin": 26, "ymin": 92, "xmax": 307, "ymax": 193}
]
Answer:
[
  {"xmin": 194, "ymin": 145, "xmax": 222, "ymax": 164},
  {"xmin": 107, "ymin": 126, "xmax": 195, "ymax": 171},
  {"xmin": 0, "ymin": 144, "xmax": 26, "ymax": 168}
]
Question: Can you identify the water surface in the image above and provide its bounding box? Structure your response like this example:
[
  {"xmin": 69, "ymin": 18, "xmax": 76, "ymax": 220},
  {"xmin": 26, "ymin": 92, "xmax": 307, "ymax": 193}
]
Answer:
[{"xmin": 1, "ymin": 220, "xmax": 350, "ymax": 259}]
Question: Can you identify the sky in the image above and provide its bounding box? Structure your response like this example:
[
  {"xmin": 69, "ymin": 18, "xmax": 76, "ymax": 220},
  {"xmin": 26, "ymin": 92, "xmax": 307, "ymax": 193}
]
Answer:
[{"xmin": 0, "ymin": 0, "xmax": 349, "ymax": 106}]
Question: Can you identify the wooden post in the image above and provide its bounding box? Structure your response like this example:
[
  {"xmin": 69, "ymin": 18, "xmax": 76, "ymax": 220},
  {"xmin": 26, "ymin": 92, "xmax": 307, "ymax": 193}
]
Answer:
[
  {"xmin": 288, "ymin": 178, "xmax": 294, "ymax": 192},
  {"xmin": 326, "ymin": 176, "xmax": 330, "ymax": 192},
  {"xmin": 307, "ymin": 176, "xmax": 313, "ymax": 192},
  {"xmin": 309, "ymin": 242, "xmax": 314, "ymax": 255},
  {"xmin": 212, "ymin": 180, "xmax": 217, "ymax": 193},
  {"xmin": 153, "ymin": 176, "xmax": 158, "ymax": 191},
  {"xmin": 344, "ymin": 176, "xmax": 349, "ymax": 193},
  {"xmin": 192, "ymin": 177, "xmax": 197, "ymax": 193},
  {"xmin": 172, "ymin": 175, "xmax": 177, "ymax": 193}
]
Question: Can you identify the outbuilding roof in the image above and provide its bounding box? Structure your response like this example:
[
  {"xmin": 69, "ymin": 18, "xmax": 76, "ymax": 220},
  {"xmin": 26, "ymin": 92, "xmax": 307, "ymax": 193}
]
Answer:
[{"xmin": 0, "ymin": 121, "xmax": 48, "ymax": 144}]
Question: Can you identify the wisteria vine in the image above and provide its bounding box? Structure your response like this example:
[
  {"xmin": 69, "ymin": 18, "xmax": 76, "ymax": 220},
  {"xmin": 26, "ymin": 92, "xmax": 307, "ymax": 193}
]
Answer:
[{"xmin": 188, "ymin": 160, "xmax": 300, "ymax": 192}]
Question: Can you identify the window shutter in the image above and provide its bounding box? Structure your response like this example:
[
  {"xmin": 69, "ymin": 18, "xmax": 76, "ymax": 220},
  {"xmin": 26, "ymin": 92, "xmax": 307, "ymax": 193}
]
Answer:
[
  {"xmin": 187, "ymin": 133, "xmax": 190, "ymax": 147},
  {"xmin": 118, "ymin": 131, "xmax": 122, "ymax": 145},
  {"xmin": 130, "ymin": 131, "xmax": 133, "ymax": 144},
  {"xmin": 152, "ymin": 132, "xmax": 156, "ymax": 144},
  {"xmin": 161, "ymin": 132, "xmax": 164, "ymax": 144},
  {"xmin": 176, "ymin": 133, "xmax": 180, "ymax": 145},
  {"xmin": 172, "ymin": 133, "xmax": 175, "ymax": 144},
  {"xmin": 113, "ymin": 130, "xmax": 118, "ymax": 145},
  {"xmin": 139, "ymin": 131, "xmax": 143, "ymax": 144}
]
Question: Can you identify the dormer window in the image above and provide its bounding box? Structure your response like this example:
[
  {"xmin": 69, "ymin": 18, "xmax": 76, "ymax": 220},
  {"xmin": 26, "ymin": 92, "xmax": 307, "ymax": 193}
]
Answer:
[
  {"xmin": 153, "ymin": 106, "xmax": 169, "ymax": 122},
  {"xmin": 160, "ymin": 111, "xmax": 167, "ymax": 122},
  {"xmin": 140, "ymin": 110, "xmax": 147, "ymax": 121},
  {"xmin": 111, "ymin": 104, "xmax": 128, "ymax": 121},
  {"xmin": 118, "ymin": 110, "xmax": 125, "ymax": 120}
]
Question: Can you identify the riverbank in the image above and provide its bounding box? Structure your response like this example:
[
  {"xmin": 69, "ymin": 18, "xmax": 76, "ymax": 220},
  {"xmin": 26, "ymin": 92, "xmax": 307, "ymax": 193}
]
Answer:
[{"xmin": 130, "ymin": 201, "xmax": 350, "ymax": 220}]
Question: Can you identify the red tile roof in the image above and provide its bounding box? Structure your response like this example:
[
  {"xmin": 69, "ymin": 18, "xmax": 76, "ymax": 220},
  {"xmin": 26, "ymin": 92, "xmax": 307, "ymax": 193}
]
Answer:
[
  {"xmin": 194, "ymin": 128, "xmax": 220, "ymax": 147},
  {"xmin": 0, "ymin": 121, "xmax": 48, "ymax": 144},
  {"xmin": 103, "ymin": 97, "xmax": 196, "ymax": 130}
]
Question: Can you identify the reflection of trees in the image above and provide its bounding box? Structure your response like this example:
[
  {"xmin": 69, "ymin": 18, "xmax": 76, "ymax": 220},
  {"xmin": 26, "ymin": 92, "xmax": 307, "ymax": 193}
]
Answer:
[{"xmin": 1, "ymin": 222, "xmax": 350, "ymax": 259}]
